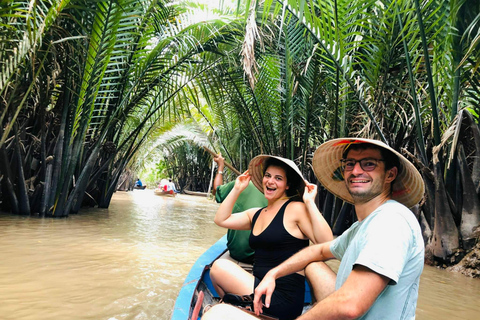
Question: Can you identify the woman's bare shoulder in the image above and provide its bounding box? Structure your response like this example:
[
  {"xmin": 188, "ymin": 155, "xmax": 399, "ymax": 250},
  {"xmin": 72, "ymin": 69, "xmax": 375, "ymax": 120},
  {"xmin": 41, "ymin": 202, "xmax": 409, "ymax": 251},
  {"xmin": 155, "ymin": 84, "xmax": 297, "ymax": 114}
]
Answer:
[
  {"xmin": 285, "ymin": 200, "xmax": 307, "ymax": 216},
  {"xmin": 286, "ymin": 200, "xmax": 306, "ymax": 209}
]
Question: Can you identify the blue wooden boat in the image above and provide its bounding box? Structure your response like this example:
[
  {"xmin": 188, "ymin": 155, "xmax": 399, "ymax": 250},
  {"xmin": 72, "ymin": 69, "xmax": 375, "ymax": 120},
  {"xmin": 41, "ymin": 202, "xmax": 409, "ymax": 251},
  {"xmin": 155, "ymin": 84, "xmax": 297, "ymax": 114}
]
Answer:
[{"xmin": 171, "ymin": 235, "xmax": 313, "ymax": 320}]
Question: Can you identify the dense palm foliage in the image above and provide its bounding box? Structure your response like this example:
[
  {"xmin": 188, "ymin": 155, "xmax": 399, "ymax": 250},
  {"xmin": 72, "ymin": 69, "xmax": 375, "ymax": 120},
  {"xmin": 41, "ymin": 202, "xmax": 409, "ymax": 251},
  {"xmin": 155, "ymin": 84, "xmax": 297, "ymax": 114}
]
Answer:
[
  {"xmin": 245, "ymin": 0, "xmax": 480, "ymax": 273},
  {"xmin": 0, "ymin": 0, "xmax": 245, "ymax": 215},
  {"xmin": 154, "ymin": 0, "xmax": 480, "ymax": 272},
  {"xmin": 1, "ymin": 0, "xmax": 479, "ymax": 275}
]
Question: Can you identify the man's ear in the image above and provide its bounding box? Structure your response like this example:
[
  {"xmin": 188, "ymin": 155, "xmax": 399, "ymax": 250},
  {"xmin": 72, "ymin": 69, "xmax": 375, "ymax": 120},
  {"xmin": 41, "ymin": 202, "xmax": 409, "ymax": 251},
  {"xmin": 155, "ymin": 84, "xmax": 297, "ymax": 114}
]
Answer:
[{"xmin": 386, "ymin": 167, "xmax": 398, "ymax": 183}]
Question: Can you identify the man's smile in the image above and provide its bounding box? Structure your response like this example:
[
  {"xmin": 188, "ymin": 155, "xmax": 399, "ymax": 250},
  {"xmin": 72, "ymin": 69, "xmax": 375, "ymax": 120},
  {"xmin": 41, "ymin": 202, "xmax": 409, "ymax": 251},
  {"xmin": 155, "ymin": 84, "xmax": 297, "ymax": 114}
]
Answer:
[
  {"xmin": 348, "ymin": 175, "xmax": 371, "ymax": 185},
  {"xmin": 349, "ymin": 178, "xmax": 370, "ymax": 183}
]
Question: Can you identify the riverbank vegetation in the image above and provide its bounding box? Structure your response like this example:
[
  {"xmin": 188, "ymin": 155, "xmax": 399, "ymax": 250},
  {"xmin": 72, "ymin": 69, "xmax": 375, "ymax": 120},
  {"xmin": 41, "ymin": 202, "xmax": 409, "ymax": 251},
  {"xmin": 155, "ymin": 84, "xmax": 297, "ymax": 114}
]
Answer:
[{"xmin": 1, "ymin": 0, "xmax": 479, "ymax": 276}]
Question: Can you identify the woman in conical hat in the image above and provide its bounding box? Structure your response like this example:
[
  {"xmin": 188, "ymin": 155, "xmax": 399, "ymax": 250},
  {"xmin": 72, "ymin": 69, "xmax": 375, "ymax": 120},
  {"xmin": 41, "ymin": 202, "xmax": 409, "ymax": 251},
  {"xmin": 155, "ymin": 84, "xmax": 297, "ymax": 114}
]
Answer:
[{"xmin": 209, "ymin": 155, "xmax": 334, "ymax": 320}]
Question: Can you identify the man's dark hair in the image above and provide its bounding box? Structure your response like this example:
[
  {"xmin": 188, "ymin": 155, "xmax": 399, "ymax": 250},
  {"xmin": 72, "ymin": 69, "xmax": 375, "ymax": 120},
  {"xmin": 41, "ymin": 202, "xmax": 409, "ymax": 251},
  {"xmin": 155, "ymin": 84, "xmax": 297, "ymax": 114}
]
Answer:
[
  {"xmin": 342, "ymin": 143, "xmax": 401, "ymax": 172},
  {"xmin": 263, "ymin": 158, "xmax": 301, "ymax": 198}
]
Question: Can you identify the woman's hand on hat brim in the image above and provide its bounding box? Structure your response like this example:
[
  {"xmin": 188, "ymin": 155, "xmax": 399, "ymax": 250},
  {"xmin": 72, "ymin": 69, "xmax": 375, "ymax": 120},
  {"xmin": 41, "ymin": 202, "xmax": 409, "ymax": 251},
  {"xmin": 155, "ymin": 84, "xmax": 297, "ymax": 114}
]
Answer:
[
  {"xmin": 234, "ymin": 170, "xmax": 251, "ymax": 191},
  {"xmin": 303, "ymin": 182, "xmax": 317, "ymax": 204}
]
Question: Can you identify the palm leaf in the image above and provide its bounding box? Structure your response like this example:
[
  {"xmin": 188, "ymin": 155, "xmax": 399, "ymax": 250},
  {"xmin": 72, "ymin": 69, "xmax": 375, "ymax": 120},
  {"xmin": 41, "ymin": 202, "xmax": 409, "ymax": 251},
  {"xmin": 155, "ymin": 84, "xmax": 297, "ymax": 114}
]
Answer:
[{"xmin": 0, "ymin": 0, "xmax": 70, "ymax": 94}]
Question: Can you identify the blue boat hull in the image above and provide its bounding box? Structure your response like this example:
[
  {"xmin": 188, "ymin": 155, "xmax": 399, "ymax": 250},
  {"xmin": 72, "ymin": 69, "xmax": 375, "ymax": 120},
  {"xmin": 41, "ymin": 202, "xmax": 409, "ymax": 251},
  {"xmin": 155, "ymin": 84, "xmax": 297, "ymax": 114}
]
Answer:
[{"xmin": 171, "ymin": 235, "xmax": 228, "ymax": 320}]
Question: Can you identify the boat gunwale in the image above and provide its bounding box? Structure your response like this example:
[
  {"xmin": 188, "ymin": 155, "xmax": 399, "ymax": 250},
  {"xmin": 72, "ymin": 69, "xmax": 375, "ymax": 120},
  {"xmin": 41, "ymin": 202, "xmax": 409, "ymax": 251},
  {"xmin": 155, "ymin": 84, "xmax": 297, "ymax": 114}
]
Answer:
[{"xmin": 171, "ymin": 235, "xmax": 228, "ymax": 320}]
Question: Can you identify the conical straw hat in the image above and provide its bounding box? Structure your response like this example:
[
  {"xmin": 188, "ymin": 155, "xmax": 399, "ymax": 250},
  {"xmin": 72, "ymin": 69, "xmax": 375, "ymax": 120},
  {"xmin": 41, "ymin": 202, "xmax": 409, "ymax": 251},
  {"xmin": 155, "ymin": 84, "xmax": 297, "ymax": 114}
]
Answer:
[
  {"xmin": 248, "ymin": 155, "xmax": 305, "ymax": 198},
  {"xmin": 312, "ymin": 138, "xmax": 425, "ymax": 208}
]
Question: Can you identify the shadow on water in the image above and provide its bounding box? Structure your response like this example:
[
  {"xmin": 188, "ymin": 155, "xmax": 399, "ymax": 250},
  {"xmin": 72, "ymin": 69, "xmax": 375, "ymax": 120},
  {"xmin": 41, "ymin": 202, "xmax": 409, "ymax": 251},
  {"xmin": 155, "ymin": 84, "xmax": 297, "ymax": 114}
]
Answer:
[{"xmin": 0, "ymin": 190, "xmax": 479, "ymax": 319}]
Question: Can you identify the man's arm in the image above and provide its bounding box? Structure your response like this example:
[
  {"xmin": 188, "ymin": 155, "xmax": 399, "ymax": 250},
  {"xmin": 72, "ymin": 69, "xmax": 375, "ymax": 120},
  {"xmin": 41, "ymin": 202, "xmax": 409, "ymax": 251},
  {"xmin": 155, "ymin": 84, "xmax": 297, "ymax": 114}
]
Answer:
[
  {"xmin": 253, "ymin": 242, "xmax": 334, "ymax": 315},
  {"xmin": 212, "ymin": 154, "xmax": 225, "ymax": 197},
  {"xmin": 298, "ymin": 265, "xmax": 389, "ymax": 320}
]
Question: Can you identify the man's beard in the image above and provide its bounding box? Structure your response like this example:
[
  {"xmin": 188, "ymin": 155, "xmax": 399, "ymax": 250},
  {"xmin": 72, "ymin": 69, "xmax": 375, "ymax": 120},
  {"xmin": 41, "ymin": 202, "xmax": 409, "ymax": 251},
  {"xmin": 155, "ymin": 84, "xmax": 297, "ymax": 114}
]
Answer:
[{"xmin": 346, "ymin": 173, "xmax": 385, "ymax": 204}]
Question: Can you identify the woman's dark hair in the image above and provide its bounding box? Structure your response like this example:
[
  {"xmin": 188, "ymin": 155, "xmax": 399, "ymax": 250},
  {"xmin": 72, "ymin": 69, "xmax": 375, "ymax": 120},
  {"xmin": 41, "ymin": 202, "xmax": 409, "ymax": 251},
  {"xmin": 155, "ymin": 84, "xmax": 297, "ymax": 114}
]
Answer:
[{"xmin": 263, "ymin": 158, "xmax": 302, "ymax": 199}]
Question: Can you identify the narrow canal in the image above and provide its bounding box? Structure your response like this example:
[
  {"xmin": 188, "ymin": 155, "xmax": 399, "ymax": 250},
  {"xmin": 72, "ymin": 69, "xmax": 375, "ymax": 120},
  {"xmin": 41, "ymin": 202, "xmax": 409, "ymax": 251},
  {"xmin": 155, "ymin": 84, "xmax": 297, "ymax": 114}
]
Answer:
[{"xmin": 0, "ymin": 191, "xmax": 479, "ymax": 319}]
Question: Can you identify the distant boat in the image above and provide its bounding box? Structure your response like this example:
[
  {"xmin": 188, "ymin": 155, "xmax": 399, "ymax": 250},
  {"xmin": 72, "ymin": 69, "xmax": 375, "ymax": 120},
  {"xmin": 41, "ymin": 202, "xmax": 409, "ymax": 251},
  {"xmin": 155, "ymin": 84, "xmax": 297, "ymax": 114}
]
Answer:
[
  {"xmin": 156, "ymin": 178, "xmax": 179, "ymax": 195},
  {"xmin": 184, "ymin": 190, "xmax": 209, "ymax": 197},
  {"xmin": 171, "ymin": 235, "xmax": 313, "ymax": 320},
  {"xmin": 134, "ymin": 185, "xmax": 147, "ymax": 190},
  {"xmin": 154, "ymin": 188, "xmax": 176, "ymax": 197}
]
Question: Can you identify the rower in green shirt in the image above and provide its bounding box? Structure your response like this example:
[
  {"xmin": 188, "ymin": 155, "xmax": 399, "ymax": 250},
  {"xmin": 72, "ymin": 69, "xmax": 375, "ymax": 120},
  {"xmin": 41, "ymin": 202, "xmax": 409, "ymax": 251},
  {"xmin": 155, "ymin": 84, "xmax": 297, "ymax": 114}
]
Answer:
[{"xmin": 212, "ymin": 154, "xmax": 268, "ymax": 264}]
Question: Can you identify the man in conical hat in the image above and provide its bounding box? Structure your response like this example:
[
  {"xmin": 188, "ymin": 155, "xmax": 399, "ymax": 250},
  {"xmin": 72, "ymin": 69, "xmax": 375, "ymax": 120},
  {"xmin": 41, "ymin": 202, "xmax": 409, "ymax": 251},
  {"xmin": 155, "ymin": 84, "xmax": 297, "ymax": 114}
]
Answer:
[{"xmin": 252, "ymin": 138, "xmax": 425, "ymax": 319}]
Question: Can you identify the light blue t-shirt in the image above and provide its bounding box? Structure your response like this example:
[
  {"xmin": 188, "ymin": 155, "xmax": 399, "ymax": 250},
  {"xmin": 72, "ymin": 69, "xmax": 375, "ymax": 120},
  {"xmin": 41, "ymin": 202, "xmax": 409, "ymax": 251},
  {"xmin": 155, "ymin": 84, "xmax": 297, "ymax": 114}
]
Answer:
[{"xmin": 330, "ymin": 200, "xmax": 424, "ymax": 319}]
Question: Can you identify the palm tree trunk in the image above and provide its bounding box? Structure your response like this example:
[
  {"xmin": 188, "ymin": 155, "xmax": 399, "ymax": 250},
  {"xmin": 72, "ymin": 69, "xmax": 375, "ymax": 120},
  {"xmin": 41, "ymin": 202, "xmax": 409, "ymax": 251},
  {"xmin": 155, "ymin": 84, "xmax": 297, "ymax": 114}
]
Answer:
[
  {"xmin": 430, "ymin": 149, "xmax": 460, "ymax": 260},
  {"xmin": 332, "ymin": 202, "xmax": 354, "ymax": 236},
  {"xmin": 0, "ymin": 133, "xmax": 19, "ymax": 214},
  {"xmin": 457, "ymin": 144, "xmax": 480, "ymax": 250},
  {"xmin": 464, "ymin": 111, "xmax": 480, "ymax": 194},
  {"xmin": 322, "ymin": 191, "xmax": 335, "ymax": 228},
  {"xmin": 99, "ymin": 163, "xmax": 125, "ymax": 208},
  {"xmin": 14, "ymin": 130, "xmax": 30, "ymax": 214},
  {"xmin": 63, "ymin": 145, "xmax": 101, "ymax": 216}
]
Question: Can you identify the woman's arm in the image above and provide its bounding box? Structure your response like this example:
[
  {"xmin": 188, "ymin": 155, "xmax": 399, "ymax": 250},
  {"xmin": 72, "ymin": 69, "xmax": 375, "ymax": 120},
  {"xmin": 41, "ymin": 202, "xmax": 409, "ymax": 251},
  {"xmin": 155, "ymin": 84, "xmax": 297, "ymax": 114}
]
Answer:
[
  {"xmin": 213, "ymin": 171, "xmax": 256, "ymax": 230},
  {"xmin": 296, "ymin": 183, "xmax": 333, "ymax": 244}
]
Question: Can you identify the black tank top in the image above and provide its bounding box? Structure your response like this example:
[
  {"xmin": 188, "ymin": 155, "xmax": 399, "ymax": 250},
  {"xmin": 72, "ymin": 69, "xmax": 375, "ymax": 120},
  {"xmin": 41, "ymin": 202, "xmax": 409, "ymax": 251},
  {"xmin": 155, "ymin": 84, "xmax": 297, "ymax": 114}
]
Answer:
[{"xmin": 249, "ymin": 199, "xmax": 309, "ymax": 279}]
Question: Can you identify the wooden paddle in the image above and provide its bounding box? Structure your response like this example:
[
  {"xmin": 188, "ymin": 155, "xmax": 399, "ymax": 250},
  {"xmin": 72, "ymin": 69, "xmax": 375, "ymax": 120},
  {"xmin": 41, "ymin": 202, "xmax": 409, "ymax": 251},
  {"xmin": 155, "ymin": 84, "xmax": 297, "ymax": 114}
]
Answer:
[{"xmin": 203, "ymin": 146, "xmax": 241, "ymax": 175}]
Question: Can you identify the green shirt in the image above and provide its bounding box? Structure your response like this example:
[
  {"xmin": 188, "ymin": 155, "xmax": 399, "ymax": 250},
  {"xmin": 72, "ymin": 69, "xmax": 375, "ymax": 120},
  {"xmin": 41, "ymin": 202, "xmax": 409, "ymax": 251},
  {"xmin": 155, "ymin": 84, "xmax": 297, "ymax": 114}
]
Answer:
[{"xmin": 215, "ymin": 181, "xmax": 267, "ymax": 263}]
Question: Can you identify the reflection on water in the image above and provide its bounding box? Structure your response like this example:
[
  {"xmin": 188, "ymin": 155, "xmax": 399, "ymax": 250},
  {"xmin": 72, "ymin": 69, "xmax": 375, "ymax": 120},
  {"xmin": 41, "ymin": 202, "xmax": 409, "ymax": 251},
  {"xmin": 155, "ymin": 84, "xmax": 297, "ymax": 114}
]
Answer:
[
  {"xmin": 0, "ymin": 191, "xmax": 225, "ymax": 320},
  {"xmin": 0, "ymin": 191, "xmax": 479, "ymax": 320}
]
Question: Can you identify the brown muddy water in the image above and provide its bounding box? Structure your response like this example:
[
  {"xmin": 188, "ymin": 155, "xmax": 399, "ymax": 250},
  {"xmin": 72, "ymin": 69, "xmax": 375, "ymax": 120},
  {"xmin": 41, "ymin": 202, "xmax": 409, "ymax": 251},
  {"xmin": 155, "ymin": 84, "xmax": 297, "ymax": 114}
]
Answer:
[{"xmin": 0, "ymin": 191, "xmax": 479, "ymax": 319}]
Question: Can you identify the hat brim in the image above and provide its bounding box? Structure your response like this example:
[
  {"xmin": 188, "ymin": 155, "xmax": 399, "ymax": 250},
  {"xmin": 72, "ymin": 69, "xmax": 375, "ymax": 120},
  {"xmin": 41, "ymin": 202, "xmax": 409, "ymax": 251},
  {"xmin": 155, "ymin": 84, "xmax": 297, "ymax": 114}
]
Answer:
[
  {"xmin": 248, "ymin": 155, "xmax": 306, "ymax": 198},
  {"xmin": 312, "ymin": 138, "xmax": 425, "ymax": 208}
]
